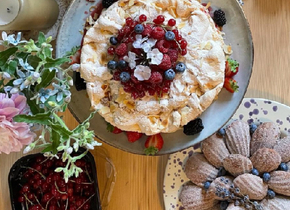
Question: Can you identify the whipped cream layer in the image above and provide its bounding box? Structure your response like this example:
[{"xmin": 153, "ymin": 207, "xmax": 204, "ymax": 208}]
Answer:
[{"xmin": 80, "ymin": 0, "xmax": 227, "ymax": 135}]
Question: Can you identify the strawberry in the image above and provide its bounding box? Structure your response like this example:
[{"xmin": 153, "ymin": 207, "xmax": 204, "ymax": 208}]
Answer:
[
  {"xmin": 69, "ymin": 49, "xmax": 81, "ymax": 65},
  {"xmin": 127, "ymin": 131, "xmax": 143, "ymax": 142},
  {"xmin": 225, "ymin": 58, "xmax": 239, "ymax": 77},
  {"xmin": 107, "ymin": 123, "xmax": 123, "ymax": 134},
  {"xmin": 144, "ymin": 133, "xmax": 164, "ymax": 155},
  {"xmin": 223, "ymin": 77, "xmax": 239, "ymax": 93}
]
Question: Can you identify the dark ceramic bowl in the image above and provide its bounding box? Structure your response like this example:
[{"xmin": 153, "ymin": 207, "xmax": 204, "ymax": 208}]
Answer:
[{"xmin": 9, "ymin": 148, "xmax": 101, "ymax": 210}]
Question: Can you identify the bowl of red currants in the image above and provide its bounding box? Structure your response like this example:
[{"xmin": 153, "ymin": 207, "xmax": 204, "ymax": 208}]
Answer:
[{"xmin": 8, "ymin": 148, "xmax": 101, "ymax": 210}]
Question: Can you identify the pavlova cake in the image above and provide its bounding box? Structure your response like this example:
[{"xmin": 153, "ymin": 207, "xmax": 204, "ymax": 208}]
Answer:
[{"xmin": 80, "ymin": 0, "xmax": 232, "ymax": 135}]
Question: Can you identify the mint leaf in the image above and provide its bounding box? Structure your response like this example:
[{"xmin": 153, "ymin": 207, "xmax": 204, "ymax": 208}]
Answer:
[
  {"xmin": 13, "ymin": 112, "xmax": 51, "ymax": 125},
  {"xmin": 44, "ymin": 57, "xmax": 71, "ymax": 68},
  {"xmin": 35, "ymin": 69, "xmax": 56, "ymax": 91},
  {"xmin": 51, "ymin": 129, "xmax": 60, "ymax": 154},
  {"xmin": 0, "ymin": 47, "xmax": 17, "ymax": 67}
]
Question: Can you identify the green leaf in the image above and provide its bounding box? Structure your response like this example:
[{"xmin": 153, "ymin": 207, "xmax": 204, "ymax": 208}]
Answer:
[
  {"xmin": 43, "ymin": 47, "xmax": 52, "ymax": 58},
  {"xmin": 27, "ymin": 55, "xmax": 42, "ymax": 69},
  {"xmin": 51, "ymin": 129, "xmax": 60, "ymax": 154},
  {"xmin": 65, "ymin": 46, "xmax": 80, "ymax": 57},
  {"xmin": 49, "ymin": 121, "xmax": 73, "ymax": 139},
  {"xmin": 22, "ymin": 89, "xmax": 45, "ymax": 114},
  {"xmin": 13, "ymin": 112, "xmax": 52, "ymax": 125},
  {"xmin": 0, "ymin": 47, "xmax": 17, "ymax": 67},
  {"xmin": 42, "ymin": 144, "xmax": 53, "ymax": 153},
  {"xmin": 73, "ymin": 111, "xmax": 96, "ymax": 133},
  {"xmin": 106, "ymin": 122, "xmax": 114, "ymax": 132},
  {"xmin": 2, "ymin": 60, "xmax": 17, "ymax": 75},
  {"xmin": 35, "ymin": 69, "xmax": 56, "ymax": 91},
  {"xmin": 44, "ymin": 57, "xmax": 71, "ymax": 69},
  {"xmin": 37, "ymin": 32, "xmax": 46, "ymax": 47}
]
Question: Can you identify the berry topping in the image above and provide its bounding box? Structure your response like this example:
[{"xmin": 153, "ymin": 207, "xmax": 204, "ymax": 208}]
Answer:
[
  {"xmin": 156, "ymin": 40, "xmax": 169, "ymax": 53},
  {"xmin": 115, "ymin": 43, "xmax": 128, "ymax": 56},
  {"xmin": 225, "ymin": 58, "xmax": 239, "ymax": 77},
  {"xmin": 149, "ymin": 71, "xmax": 163, "ymax": 84},
  {"xmin": 223, "ymin": 78, "xmax": 239, "ymax": 93},
  {"xmin": 164, "ymin": 69, "xmax": 175, "ymax": 80},
  {"xmin": 151, "ymin": 26, "xmax": 165, "ymax": 39},
  {"xmin": 168, "ymin": 19, "xmax": 176, "ymax": 27},
  {"xmin": 134, "ymin": 24, "xmax": 144, "ymax": 34},
  {"xmin": 139, "ymin": 14, "xmax": 147, "ymax": 22},
  {"xmin": 263, "ymin": 172, "xmax": 271, "ymax": 182},
  {"xmin": 165, "ymin": 31, "xmax": 175, "ymax": 41},
  {"xmin": 158, "ymin": 54, "xmax": 172, "ymax": 70},
  {"xmin": 217, "ymin": 127, "xmax": 226, "ymax": 137},
  {"xmin": 279, "ymin": 162, "xmax": 289, "ymax": 171},
  {"xmin": 251, "ymin": 168, "xmax": 259, "ymax": 176},
  {"xmin": 203, "ymin": 181, "xmax": 211, "ymax": 190},
  {"xmin": 144, "ymin": 133, "xmax": 164, "ymax": 155},
  {"xmin": 126, "ymin": 131, "xmax": 143, "ymax": 142},
  {"xmin": 183, "ymin": 118, "xmax": 204, "ymax": 135},
  {"xmin": 179, "ymin": 39, "xmax": 188, "ymax": 49},
  {"xmin": 175, "ymin": 62, "xmax": 186, "ymax": 72},
  {"xmin": 120, "ymin": 72, "xmax": 130, "ymax": 83},
  {"xmin": 126, "ymin": 17, "xmax": 134, "ymax": 25},
  {"xmin": 107, "ymin": 46, "xmax": 115, "ymax": 55},
  {"xmin": 102, "ymin": 0, "xmax": 117, "ymax": 8},
  {"xmin": 267, "ymin": 189, "xmax": 276, "ymax": 199},
  {"xmin": 117, "ymin": 60, "xmax": 127, "ymax": 69},
  {"xmin": 249, "ymin": 123, "xmax": 257, "ymax": 135},
  {"xmin": 167, "ymin": 49, "xmax": 179, "ymax": 63},
  {"xmin": 153, "ymin": 15, "xmax": 165, "ymax": 24},
  {"xmin": 180, "ymin": 48, "xmax": 187, "ymax": 56},
  {"xmin": 142, "ymin": 24, "xmax": 153, "ymax": 36},
  {"xmin": 108, "ymin": 60, "xmax": 117, "ymax": 70},
  {"xmin": 110, "ymin": 36, "xmax": 118, "ymax": 45},
  {"xmin": 213, "ymin": 9, "xmax": 227, "ymax": 27}
]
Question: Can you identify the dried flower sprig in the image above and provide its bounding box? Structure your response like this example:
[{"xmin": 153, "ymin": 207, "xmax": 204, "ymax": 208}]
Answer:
[{"xmin": 0, "ymin": 31, "xmax": 101, "ymax": 182}]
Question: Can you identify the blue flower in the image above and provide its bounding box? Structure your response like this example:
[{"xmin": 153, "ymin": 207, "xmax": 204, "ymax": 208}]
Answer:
[
  {"xmin": 19, "ymin": 58, "xmax": 34, "ymax": 71},
  {"xmin": 0, "ymin": 32, "xmax": 26, "ymax": 46},
  {"xmin": 50, "ymin": 83, "xmax": 71, "ymax": 102}
]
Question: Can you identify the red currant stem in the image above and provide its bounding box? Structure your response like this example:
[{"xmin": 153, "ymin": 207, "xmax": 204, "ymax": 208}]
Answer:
[
  {"xmin": 23, "ymin": 194, "xmax": 34, "ymax": 205},
  {"xmin": 34, "ymin": 194, "xmax": 45, "ymax": 210},
  {"xmin": 21, "ymin": 202, "xmax": 26, "ymax": 210},
  {"xmin": 85, "ymin": 166, "xmax": 93, "ymax": 183},
  {"xmin": 69, "ymin": 180, "xmax": 94, "ymax": 185},
  {"xmin": 76, "ymin": 193, "xmax": 95, "ymax": 210},
  {"xmin": 25, "ymin": 199, "xmax": 28, "ymax": 210},
  {"xmin": 21, "ymin": 166, "xmax": 46, "ymax": 179},
  {"xmin": 40, "ymin": 157, "xmax": 49, "ymax": 165},
  {"xmin": 65, "ymin": 197, "xmax": 68, "ymax": 210},
  {"xmin": 54, "ymin": 182, "xmax": 67, "ymax": 194},
  {"xmin": 45, "ymin": 196, "xmax": 55, "ymax": 210}
]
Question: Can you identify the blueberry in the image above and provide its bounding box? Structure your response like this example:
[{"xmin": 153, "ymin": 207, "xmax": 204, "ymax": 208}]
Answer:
[
  {"xmin": 217, "ymin": 127, "xmax": 226, "ymax": 137},
  {"xmin": 235, "ymin": 187, "xmax": 240, "ymax": 194},
  {"xmin": 107, "ymin": 60, "xmax": 117, "ymax": 70},
  {"xmin": 279, "ymin": 162, "xmax": 289, "ymax": 171},
  {"xmin": 120, "ymin": 72, "xmax": 130, "ymax": 83},
  {"xmin": 203, "ymin": 181, "xmax": 211, "ymax": 190},
  {"xmin": 263, "ymin": 172, "xmax": 271, "ymax": 182},
  {"xmin": 164, "ymin": 69, "xmax": 175, "ymax": 80},
  {"xmin": 118, "ymin": 60, "xmax": 128, "ymax": 69},
  {"xmin": 217, "ymin": 167, "xmax": 227, "ymax": 177},
  {"xmin": 249, "ymin": 123, "xmax": 257, "ymax": 134},
  {"xmin": 110, "ymin": 36, "xmax": 118, "ymax": 45},
  {"xmin": 220, "ymin": 201, "xmax": 229, "ymax": 210},
  {"xmin": 175, "ymin": 62, "xmax": 186, "ymax": 73},
  {"xmin": 251, "ymin": 168, "xmax": 259, "ymax": 176},
  {"xmin": 134, "ymin": 24, "xmax": 144, "ymax": 33},
  {"xmin": 267, "ymin": 189, "xmax": 276, "ymax": 199},
  {"xmin": 165, "ymin": 31, "xmax": 175, "ymax": 41}
]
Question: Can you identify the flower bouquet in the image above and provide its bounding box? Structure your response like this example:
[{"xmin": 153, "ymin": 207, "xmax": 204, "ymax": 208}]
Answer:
[{"xmin": 0, "ymin": 31, "xmax": 101, "ymax": 182}]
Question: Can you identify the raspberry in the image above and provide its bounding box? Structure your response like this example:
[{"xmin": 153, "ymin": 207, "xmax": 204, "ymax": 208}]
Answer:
[
  {"xmin": 115, "ymin": 43, "xmax": 127, "ymax": 56},
  {"xmin": 158, "ymin": 54, "xmax": 172, "ymax": 70},
  {"xmin": 167, "ymin": 49, "xmax": 179, "ymax": 63},
  {"xmin": 151, "ymin": 27, "xmax": 165, "ymax": 39},
  {"xmin": 156, "ymin": 40, "xmax": 169, "ymax": 53},
  {"xmin": 130, "ymin": 74, "xmax": 139, "ymax": 84},
  {"xmin": 113, "ymin": 71, "xmax": 121, "ymax": 81},
  {"xmin": 149, "ymin": 71, "xmax": 163, "ymax": 84},
  {"xmin": 142, "ymin": 24, "xmax": 153, "ymax": 37}
]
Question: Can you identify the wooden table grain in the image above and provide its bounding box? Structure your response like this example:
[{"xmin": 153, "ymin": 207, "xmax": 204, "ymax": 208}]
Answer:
[{"xmin": 1, "ymin": 0, "xmax": 290, "ymax": 209}]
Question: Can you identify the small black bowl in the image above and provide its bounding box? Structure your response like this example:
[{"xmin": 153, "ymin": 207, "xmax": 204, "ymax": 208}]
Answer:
[{"xmin": 8, "ymin": 148, "xmax": 101, "ymax": 210}]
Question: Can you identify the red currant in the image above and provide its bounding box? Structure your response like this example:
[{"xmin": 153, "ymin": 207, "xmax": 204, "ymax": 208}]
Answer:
[
  {"xmin": 126, "ymin": 17, "xmax": 133, "ymax": 25},
  {"xmin": 179, "ymin": 39, "xmax": 187, "ymax": 49},
  {"xmin": 168, "ymin": 19, "xmax": 176, "ymax": 26},
  {"xmin": 107, "ymin": 46, "xmax": 115, "ymax": 55},
  {"xmin": 18, "ymin": 195, "xmax": 25, "ymax": 203},
  {"xmin": 181, "ymin": 48, "xmax": 187, "ymax": 55},
  {"xmin": 153, "ymin": 15, "xmax": 165, "ymax": 24},
  {"xmin": 22, "ymin": 184, "xmax": 30, "ymax": 193},
  {"xmin": 139, "ymin": 14, "xmax": 147, "ymax": 22}
]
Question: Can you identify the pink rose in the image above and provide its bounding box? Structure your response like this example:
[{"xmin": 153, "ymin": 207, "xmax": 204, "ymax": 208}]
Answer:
[{"xmin": 0, "ymin": 94, "xmax": 35, "ymax": 154}]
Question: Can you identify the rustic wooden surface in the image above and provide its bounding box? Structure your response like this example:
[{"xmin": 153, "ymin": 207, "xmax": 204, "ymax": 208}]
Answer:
[{"xmin": 1, "ymin": 0, "xmax": 290, "ymax": 209}]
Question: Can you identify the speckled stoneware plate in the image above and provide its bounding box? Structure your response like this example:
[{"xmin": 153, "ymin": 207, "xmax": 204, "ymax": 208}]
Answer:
[
  {"xmin": 163, "ymin": 98, "xmax": 290, "ymax": 210},
  {"xmin": 56, "ymin": 0, "xmax": 253, "ymax": 155}
]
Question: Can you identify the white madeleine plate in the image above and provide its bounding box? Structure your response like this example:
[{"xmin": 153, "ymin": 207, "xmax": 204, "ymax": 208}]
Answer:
[
  {"xmin": 56, "ymin": 0, "xmax": 253, "ymax": 155},
  {"xmin": 163, "ymin": 98, "xmax": 290, "ymax": 209}
]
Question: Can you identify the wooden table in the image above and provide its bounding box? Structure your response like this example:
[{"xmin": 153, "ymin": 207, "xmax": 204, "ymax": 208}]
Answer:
[{"xmin": 1, "ymin": 0, "xmax": 290, "ymax": 209}]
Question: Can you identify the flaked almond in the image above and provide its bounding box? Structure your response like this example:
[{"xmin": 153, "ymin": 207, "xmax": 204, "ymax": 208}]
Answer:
[
  {"xmin": 250, "ymin": 148, "xmax": 281, "ymax": 173},
  {"xmin": 251, "ymin": 122, "xmax": 280, "ymax": 155},
  {"xmin": 223, "ymin": 154, "xmax": 253, "ymax": 177}
]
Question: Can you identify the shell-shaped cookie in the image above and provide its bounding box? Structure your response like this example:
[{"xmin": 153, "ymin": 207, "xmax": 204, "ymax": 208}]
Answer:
[
  {"xmin": 226, "ymin": 203, "xmax": 247, "ymax": 210},
  {"xmin": 179, "ymin": 184, "xmax": 218, "ymax": 210},
  {"xmin": 225, "ymin": 120, "xmax": 251, "ymax": 157},
  {"xmin": 260, "ymin": 196, "xmax": 290, "ymax": 210},
  {"xmin": 250, "ymin": 148, "xmax": 281, "ymax": 173},
  {"xmin": 223, "ymin": 154, "xmax": 253, "ymax": 177},
  {"xmin": 202, "ymin": 133, "xmax": 230, "ymax": 168},
  {"xmin": 208, "ymin": 176, "xmax": 234, "ymax": 200},
  {"xmin": 250, "ymin": 122, "xmax": 280, "ymax": 155},
  {"xmin": 184, "ymin": 153, "xmax": 219, "ymax": 187},
  {"xmin": 273, "ymin": 136, "xmax": 290, "ymax": 162},
  {"xmin": 233, "ymin": 174, "xmax": 268, "ymax": 200},
  {"xmin": 268, "ymin": 171, "xmax": 290, "ymax": 196}
]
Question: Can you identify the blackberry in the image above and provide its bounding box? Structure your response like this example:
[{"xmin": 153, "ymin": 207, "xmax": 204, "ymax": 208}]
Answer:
[
  {"xmin": 102, "ymin": 0, "xmax": 117, "ymax": 8},
  {"xmin": 183, "ymin": 118, "xmax": 204, "ymax": 135},
  {"xmin": 213, "ymin": 9, "xmax": 227, "ymax": 27}
]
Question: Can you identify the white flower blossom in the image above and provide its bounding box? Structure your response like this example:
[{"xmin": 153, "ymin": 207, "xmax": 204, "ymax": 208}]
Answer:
[
  {"xmin": 66, "ymin": 147, "xmax": 73, "ymax": 155},
  {"xmin": 0, "ymin": 31, "xmax": 26, "ymax": 46},
  {"xmin": 91, "ymin": 141, "xmax": 102, "ymax": 146},
  {"xmin": 134, "ymin": 65, "xmax": 151, "ymax": 81},
  {"xmin": 123, "ymin": 51, "xmax": 137, "ymax": 69},
  {"xmin": 133, "ymin": 34, "xmax": 148, "ymax": 49},
  {"xmin": 142, "ymin": 38, "xmax": 157, "ymax": 53},
  {"xmin": 147, "ymin": 48, "xmax": 163, "ymax": 65}
]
